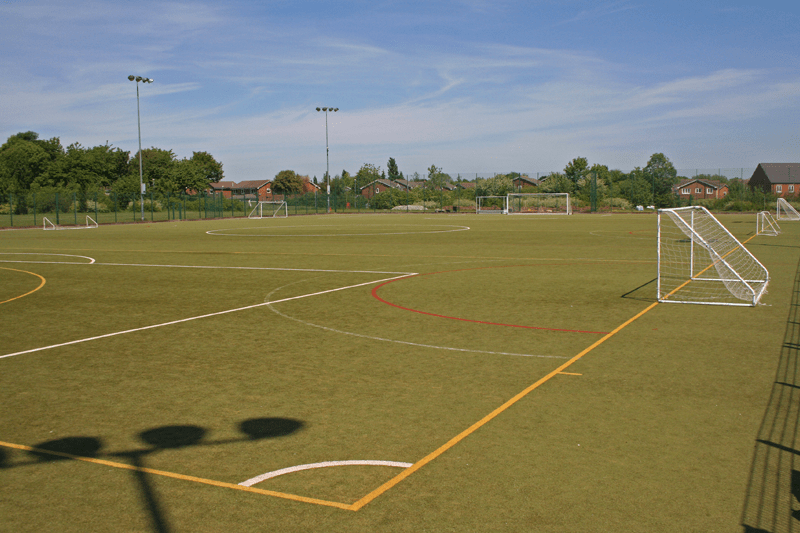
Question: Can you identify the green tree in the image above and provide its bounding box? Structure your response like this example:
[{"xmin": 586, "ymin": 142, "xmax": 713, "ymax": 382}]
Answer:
[
  {"xmin": 189, "ymin": 151, "xmax": 224, "ymax": 184},
  {"xmin": 564, "ymin": 157, "xmax": 589, "ymax": 184},
  {"xmin": 643, "ymin": 153, "xmax": 679, "ymax": 207},
  {"xmin": 272, "ymin": 170, "xmax": 303, "ymax": 199},
  {"xmin": 387, "ymin": 158, "xmax": 402, "ymax": 181},
  {"xmin": 539, "ymin": 172, "xmax": 574, "ymax": 194}
]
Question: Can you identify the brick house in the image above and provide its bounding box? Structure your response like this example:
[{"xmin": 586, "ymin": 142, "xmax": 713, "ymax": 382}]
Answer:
[
  {"xmin": 748, "ymin": 163, "xmax": 800, "ymax": 197},
  {"xmin": 513, "ymin": 175, "xmax": 540, "ymax": 190},
  {"xmin": 234, "ymin": 180, "xmax": 273, "ymax": 201},
  {"xmin": 209, "ymin": 181, "xmax": 236, "ymax": 199},
  {"xmin": 674, "ymin": 178, "xmax": 729, "ymax": 200}
]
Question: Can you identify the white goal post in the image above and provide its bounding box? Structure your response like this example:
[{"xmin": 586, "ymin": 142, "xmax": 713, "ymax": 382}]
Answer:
[
  {"xmin": 657, "ymin": 206, "xmax": 769, "ymax": 306},
  {"xmin": 756, "ymin": 211, "xmax": 780, "ymax": 236},
  {"xmin": 776, "ymin": 198, "xmax": 800, "ymax": 220},
  {"xmin": 248, "ymin": 201, "xmax": 288, "ymax": 219},
  {"xmin": 476, "ymin": 196, "xmax": 507, "ymax": 214},
  {"xmin": 43, "ymin": 215, "xmax": 98, "ymax": 230},
  {"xmin": 506, "ymin": 193, "xmax": 572, "ymax": 215}
]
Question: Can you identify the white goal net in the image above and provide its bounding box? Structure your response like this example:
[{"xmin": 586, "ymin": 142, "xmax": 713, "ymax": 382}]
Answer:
[
  {"xmin": 657, "ymin": 206, "xmax": 769, "ymax": 306},
  {"xmin": 248, "ymin": 201, "xmax": 288, "ymax": 219},
  {"xmin": 777, "ymin": 198, "xmax": 800, "ymax": 220},
  {"xmin": 476, "ymin": 196, "xmax": 507, "ymax": 214},
  {"xmin": 506, "ymin": 193, "xmax": 571, "ymax": 215},
  {"xmin": 756, "ymin": 211, "xmax": 780, "ymax": 236}
]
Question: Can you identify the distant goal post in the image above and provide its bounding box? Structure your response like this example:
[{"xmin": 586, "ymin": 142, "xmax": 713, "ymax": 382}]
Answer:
[
  {"xmin": 476, "ymin": 196, "xmax": 507, "ymax": 214},
  {"xmin": 248, "ymin": 201, "xmax": 288, "ymax": 219},
  {"xmin": 777, "ymin": 197, "xmax": 800, "ymax": 220},
  {"xmin": 506, "ymin": 193, "xmax": 571, "ymax": 215}
]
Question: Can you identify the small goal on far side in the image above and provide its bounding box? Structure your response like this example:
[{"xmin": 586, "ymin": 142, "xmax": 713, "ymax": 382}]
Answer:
[{"xmin": 248, "ymin": 201, "xmax": 288, "ymax": 219}]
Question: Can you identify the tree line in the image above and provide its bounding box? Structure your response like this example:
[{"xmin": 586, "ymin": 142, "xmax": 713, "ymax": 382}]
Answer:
[
  {"xmin": 314, "ymin": 153, "xmax": 762, "ymax": 211},
  {"xmin": 0, "ymin": 131, "xmax": 224, "ymax": 200}
]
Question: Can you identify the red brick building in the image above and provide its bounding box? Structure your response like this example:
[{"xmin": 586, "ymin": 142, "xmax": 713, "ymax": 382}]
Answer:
[
  {"xmin": 748, "ymin": 163, "xmax": 800, "ymax": 197},
  {"xmin": 674, "ymin": 178, "xmax": 729, "ymax": 200}
]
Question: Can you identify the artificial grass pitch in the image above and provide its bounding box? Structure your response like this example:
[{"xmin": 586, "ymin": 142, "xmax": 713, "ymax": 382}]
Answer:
[{"xmin": 0, "ymin": 212, "xmax": 794, "ymax": 532}]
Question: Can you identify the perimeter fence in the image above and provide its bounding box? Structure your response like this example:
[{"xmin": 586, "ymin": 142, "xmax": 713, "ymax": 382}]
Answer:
[{"xmin": 0, "ymin": 168, "xmax": 760, "ymax": 229}]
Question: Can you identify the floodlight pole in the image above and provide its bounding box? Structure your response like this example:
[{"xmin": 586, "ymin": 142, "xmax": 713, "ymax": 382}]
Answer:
[
  {"xmin": 316, "ymin": 107, "xmax": 338, "ymax": 213},
  {"xmin": 128, "ymin": 75, "xmax": 154, "ymax": 221}
]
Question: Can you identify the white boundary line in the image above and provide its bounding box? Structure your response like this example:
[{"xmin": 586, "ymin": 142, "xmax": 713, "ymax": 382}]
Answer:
[
  {"xmin": 0, "ymin": 275, "xmax": 412, "ymax": 360},
  {"xmin": 206, "ymin": 223, "xmax": 470, "ymax": 237},
  {"xmin": 0, "ymin": 253, "xmax": 96, "ymax": 264},
  {"xmin": 239, "ymin": 460, "xmax": 413, "ymax": 487}
]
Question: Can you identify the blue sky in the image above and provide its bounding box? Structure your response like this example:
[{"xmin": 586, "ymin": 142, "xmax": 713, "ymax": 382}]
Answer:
[{"xmin": 1, "ymin": 0, "xmax": 798, "ymax": 181}]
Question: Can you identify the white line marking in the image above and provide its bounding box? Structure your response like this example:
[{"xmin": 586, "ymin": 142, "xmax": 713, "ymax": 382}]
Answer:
[
  {"xmin": 206, "ymin": 224, "xmax": 470, "ymax": 237},
  {"xmin": 239, "ymin": 460, "xmax": 413, "ymax": 487},
  {"xmin": 0, "ymin": 253, "xmax": 96, "ymax": 264},
  {"xmin": 93, "ymin": 263, "xmax": 412, "ymax": 275},
  {"xmin": 266, "ymin": 296, "xmax": 567, "ymax": 360},
  {"xmin": 0, "ymin": 275, "xmax": 413, "ymax": 360}
]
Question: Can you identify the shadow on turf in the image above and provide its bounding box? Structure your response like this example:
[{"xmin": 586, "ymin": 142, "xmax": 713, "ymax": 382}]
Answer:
[
  {"xmin": 621, "ymin": 277, "xmax": 657, "ymax": 302},
  {"xmin": 3, "ymin": 417, "xmax": 304, "ymax": 533},
  {"xmin": 741, "ymin": 254, "xmax": 800, "ymax": 533}
]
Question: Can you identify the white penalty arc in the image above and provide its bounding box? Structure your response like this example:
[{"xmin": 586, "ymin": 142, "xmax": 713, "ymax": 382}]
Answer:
[
  {"xmin": 206, "ymin": 224, "xmax": 470, "ymax": 237},
  {"xmin": 239, "ymin": 460, "xmax": 413, "ymax": 487}
]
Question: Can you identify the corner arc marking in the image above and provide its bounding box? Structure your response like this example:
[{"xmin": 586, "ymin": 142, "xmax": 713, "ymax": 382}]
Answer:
[{"xmin": 239, "ymin": 460, "xmax": 413, "ymax": 487}]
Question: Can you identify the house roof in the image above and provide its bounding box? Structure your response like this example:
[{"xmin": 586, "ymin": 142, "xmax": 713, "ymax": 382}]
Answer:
[
  {"xmin": 210, "ymin": 181, "xmax": 236, "ymax": 190},
  {"xmin": 756, "ymin": 163, "xmax": 800, "ymax": 184},
  {"xmin": 234, "ymin": 180, "xmax": 271, "ymax": 190},
  {"xmin": 514, "ymin": 175, "xmax": 540, "ymax": 186},
  {"xmin": 675, "ymin": 178, "xmax": 727, "ymax": 190}
]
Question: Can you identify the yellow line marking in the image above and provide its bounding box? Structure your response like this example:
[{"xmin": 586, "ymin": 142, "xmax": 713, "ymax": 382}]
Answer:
[
  {"xmin": 558, "ymin": 372, "xmax": 582, "ymax": 376},
  {"xmin": 0, "ymin": 267, "xmax": 46, "ymax": 305},
  {"xmin": 349, "ymin": 299, "xmax": 661, "ymax": 511},
  {"xmin": 0, "ymin": 440, "xmax": 353, "ymax": 511}
]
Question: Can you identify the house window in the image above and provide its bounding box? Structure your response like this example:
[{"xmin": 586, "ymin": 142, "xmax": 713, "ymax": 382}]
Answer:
[
  {"xmin": 695, "ymin": 187, "xmax": 702, "ymax": 194},
  {"xmin": 681, "ymin": 188, "xmax": 690, "ymax": 195},
  {"xmin": 791, "ymin": 185, "xmax": 795, "ymax": 193},
  {"xmin": 266, "ymin": 188, "xmax": 271, "ymax": 193},
  {"xmin": 776, "ymin": 185, "xmax": 783, "ymax": 193},
  {"xmin": 706, "ymin": 188, "xmax": 713, "ymax": 195}
]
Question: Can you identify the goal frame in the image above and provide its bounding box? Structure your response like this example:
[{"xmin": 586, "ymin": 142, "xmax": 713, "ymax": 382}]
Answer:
[
  {"xmin": 776, "ymin": 197, "xmax": 800, "ymax": 221},
  {"xmin": 248, "ymin": 201, "xmax": 288, "ymax": 219},
  {"xmin": 506, "ymin": 193, "xmax": 572, "ymax": 215},
  {"xmin": 43, "ymin": 215, "xmax": 98, "ymax": 230},
  {"xmin": 756, "ymin": 211, "xmax": 780, "ymax": 236},
  {"xmin": 475, "ymin": 196, "xmax": 507, "ymax": 214},
  {"xmin": 657, "ymin": 206, "xmax": 769, "ymax": 307}
]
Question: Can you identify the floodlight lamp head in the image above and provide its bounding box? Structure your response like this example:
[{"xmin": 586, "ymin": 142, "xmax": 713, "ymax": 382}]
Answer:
[
  {"xmin": 146, "ymin": 78, "xmax": 153, "ymax": 83},
  {"xmin": 316, "ymin": 107, "xmax": 321, "ymax": 111},
  {"xmin": 128, "ymin": 75, "xmax": 135, "ymax": 81},
  {"xmin": 322, "ymin": 107, "xmax": 328, "ymax": 111},
  {"xmin": 135, "ymin": 76, "xmax": 143, "ymax": 82},
  {"xmin": 333, "ymin": 108, "xmax": 339, "ymax": 112}
]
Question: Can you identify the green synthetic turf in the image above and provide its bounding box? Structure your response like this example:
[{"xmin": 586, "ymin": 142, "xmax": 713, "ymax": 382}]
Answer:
[{"xmin": 0, "ymin": 212, "xmax": 795, "ymax": 532}]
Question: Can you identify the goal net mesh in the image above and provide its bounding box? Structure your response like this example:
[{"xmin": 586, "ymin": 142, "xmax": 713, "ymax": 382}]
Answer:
[
  {"xmin": 658, "ymin": 206, "xmax": 769, "ymax": 306},
  {"xmin": 506, "ymin": 193, "xmax": 571, "ymax": 215},
  {"xmin": 756, "ymin": 211, "xmax": 780, "ymax": 236},
  {"xmin": 777, "ymin": 198, "xmax": 800, "ymax": 220},
  {"xmin": 248, "ymin": 201, "xmax": 288, "ymax": 219}
]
